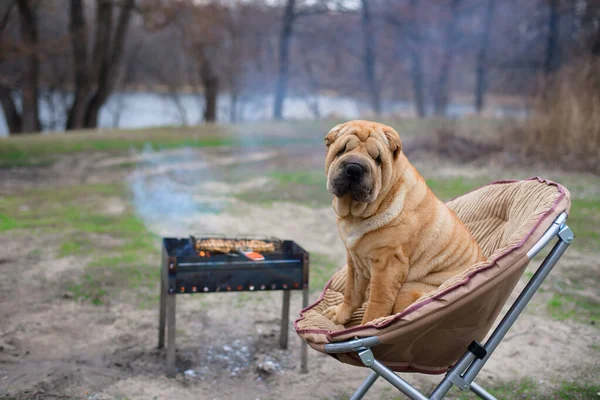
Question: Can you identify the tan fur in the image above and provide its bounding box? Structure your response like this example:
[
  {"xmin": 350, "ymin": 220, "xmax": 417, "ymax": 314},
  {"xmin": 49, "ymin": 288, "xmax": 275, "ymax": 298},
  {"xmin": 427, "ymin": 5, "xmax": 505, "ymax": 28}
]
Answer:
[{"xmin": 323, "ymin": 120, "xmax": 486, "ymax": 326}]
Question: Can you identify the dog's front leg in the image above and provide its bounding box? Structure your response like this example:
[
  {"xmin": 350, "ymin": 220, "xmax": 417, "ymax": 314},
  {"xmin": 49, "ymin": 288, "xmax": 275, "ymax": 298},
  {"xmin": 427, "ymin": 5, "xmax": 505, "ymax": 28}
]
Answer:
[
  {"xmin": 361, "ymin": 250, "xmax": 409, "ymax": 325},
  {"xmin": 324, "ymin": 255, "xmax": 368, "ymax": 325}
]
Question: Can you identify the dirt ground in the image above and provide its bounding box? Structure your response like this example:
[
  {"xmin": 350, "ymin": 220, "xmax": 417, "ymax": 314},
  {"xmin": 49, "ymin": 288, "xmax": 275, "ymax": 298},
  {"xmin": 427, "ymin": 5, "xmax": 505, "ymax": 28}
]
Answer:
[{"xmin": 0, "ymin": 142, "xmax": 598, "ymax": 400}]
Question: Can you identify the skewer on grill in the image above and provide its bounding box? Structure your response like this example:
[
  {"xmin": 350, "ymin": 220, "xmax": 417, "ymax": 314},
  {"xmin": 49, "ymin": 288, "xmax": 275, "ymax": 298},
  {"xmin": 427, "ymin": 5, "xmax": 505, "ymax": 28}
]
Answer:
[{"xmin": 193, "ymin": 238, "xmax": 277, "ymax": 254}]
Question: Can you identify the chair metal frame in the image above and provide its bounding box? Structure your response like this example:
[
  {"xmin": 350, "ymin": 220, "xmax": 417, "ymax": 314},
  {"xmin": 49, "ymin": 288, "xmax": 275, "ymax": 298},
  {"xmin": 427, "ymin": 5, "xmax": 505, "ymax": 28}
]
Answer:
[{"xmin": 323, "ymin": 212, "xmax": 573, "ymax": 400}]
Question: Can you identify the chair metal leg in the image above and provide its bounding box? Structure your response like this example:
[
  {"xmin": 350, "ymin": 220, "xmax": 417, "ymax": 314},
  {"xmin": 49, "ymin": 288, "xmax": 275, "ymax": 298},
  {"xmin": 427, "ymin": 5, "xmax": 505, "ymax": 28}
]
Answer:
[
  {"xmin": 462, "ymin": 228, "xmax": 572, "ymax": 383},
  {"xmin": 431, "ymin": 223, "xmax": 573, "ymax": 398},
  {"xmin": 349, "ymin": 371, "xmax": 380, "ymax": 400},
  {"xmin": 470, "ymin": 382, "xmax": 498, "ymax": 400},
  {"xmin": 358, "ymin": 349, "xmax": 429, "ymax": 400}
]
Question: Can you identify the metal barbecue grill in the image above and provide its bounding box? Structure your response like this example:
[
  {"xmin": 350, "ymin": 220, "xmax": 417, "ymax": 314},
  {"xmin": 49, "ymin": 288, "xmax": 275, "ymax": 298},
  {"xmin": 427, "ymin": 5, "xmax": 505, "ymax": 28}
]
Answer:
[{"xmin": 158, "ymin": 235, "xmax": 310, "ymax": 377}]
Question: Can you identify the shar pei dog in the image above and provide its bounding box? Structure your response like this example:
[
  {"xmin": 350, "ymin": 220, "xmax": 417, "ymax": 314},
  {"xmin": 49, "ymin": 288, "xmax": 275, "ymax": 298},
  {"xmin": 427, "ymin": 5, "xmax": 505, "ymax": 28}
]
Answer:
[{"xmin": 322, "ymin": 120, "xmax": 486, "ymax": 326}]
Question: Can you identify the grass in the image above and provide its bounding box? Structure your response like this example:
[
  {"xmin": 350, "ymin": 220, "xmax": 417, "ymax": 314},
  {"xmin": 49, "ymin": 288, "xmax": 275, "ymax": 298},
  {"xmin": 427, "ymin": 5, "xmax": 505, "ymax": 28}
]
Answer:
[
  {"xmin": 235, "ymin": 171, "xmax": 491, "ymax": 208},
  {"xmin": 236, "ymin": 170, "xmax": 332, "ymax": 207},
  {"xmin": 0, "ymin": 120, "xmax": 337, "ymax": 168},
  {"xmin": 565, "ymin": 197, "xmax": 600, "ymax": 251},
  {"xmin": 450, "ymin": 377, "xmax": 538, "ymax": 400},
  {"xmin": 555, "ymin": 382, "xmax": 600, "ymax": 399},
  {"xmin": 547, "ymin": 293, "xmax": 599, "ymax": 325},
  {"xmin": 59, "ymin": 239, "xmax": 84, "ymax": 257},
  {"xmin": 0, "ymin": 183, "xmax": 161, "ymax": 307},
  {"xmin": 310, "ymin": 253, "xmax": 344, "ymax": 292},
  {"xmin": 449, "ymin": 378, "xmax": 600, "ymax": 400},
  {"xmin": 425, "ymin": 177, "xmax": 489, "ymax": 201}
]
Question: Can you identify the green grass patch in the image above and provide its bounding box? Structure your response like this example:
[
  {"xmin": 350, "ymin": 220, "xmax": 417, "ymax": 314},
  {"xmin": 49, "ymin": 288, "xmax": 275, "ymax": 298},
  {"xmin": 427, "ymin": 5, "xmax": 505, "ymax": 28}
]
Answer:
[
  {"xmin": 59, "ymin": 239, "xmax": 84, "ymax": 257},
  {"xmin": 450, "ymin": 377, "xmax": 538, "ymax": 400},
  {"xmin": 523, "ymin": 271, "xmax": 534, "ymax": 280},
  {"xmin": 271, "ymin": 170, "xmax": 327, "ymax": 186},
  {"xmin": 234, "ymin": 172, "xmax": 490, "ymax": 209},
  {"xmin": 450, "ymin": 378, "xmax": 600, "ymax": 400},
  {"xmin": 1, "ymin": 183, "xmax": 161, "ymax": 307},
  {"xmin": 310, "ymin": 253, "xmax": 344, "ymax": 292},
  {"xmin": 565, "ymin": 197, "xmax": 600, "ymax": 251},
  {"xmin": 65, "ymin": 273, "xmax": 108, "ymax": 306},
  {"xmin": 0, "ymin": 121, "xmax": 335, "ymax": 168},
  {"xmin": 555, "ymin": 382, "xmax": 600, "ymax": 399},
  {"xmin": 425, "ymin": 177, "xmax": 488, "ymax": 201},
  {"xmin": 0, "ymin": 213, "xmax": 19, "ymax": 231},
  {"xmin": 235, "ymin": 169, "xmax": 333, "ymax": 207},
  {"xmin": 547, "ymin": 293, "xmax": 599, "ymax": 325}
]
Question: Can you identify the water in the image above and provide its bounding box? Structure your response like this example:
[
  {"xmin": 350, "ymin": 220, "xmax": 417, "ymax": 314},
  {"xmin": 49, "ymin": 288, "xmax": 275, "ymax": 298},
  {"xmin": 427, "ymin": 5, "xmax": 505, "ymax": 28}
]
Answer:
[{"xmin": 0, "ymin": 91, "xmax": 527, "ymax": 136}]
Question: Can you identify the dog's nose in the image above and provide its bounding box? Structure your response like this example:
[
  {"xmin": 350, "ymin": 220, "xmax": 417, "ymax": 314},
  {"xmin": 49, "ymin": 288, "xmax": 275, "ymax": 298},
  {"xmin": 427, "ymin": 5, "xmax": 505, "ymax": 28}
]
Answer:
[{"xmin": 345, "ymin": 163, "xmax": 363, "ymax": 179}]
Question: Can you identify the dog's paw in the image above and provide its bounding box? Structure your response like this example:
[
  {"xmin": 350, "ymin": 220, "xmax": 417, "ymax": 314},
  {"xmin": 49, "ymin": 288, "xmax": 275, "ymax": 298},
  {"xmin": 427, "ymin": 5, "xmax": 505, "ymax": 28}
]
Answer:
[{"xmin": 323, "ymin": 304, "xmax": 352, "ymax": 325}]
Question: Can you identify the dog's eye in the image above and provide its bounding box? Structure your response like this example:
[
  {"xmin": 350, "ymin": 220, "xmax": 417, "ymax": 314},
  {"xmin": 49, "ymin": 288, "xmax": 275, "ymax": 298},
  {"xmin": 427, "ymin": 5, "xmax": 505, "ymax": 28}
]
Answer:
[
  {"xmin": 336, "ymin": 147, "xmax": 345, "ymax": 158},
  {"xmin": 375, "ymin": 155, "xmax": 382, "ymax": 165}
]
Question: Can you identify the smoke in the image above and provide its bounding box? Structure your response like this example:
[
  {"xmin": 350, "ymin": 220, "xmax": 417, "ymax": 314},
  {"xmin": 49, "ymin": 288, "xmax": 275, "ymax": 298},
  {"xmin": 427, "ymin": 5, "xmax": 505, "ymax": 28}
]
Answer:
[
  {"xmin": 127, "ymin": 136, "xmax": 278, "ymax": 237},
  {"xmin": 128, "ymin": 144, "xmax": 226, "ymax": 236}
]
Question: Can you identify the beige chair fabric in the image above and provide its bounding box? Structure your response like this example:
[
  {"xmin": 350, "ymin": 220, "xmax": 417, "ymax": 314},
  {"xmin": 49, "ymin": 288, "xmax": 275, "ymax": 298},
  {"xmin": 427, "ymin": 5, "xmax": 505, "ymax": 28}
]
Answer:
[{"xmin": 295, "ymin": 178, "xmax": 570, "ymax": 373}]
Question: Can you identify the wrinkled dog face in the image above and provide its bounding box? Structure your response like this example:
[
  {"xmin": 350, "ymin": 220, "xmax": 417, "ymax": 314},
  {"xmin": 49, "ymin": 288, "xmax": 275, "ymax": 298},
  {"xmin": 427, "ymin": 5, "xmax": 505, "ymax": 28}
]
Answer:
[{"xmin": 325, "ymin": 121, "xmax": 401, "ymax": 204}]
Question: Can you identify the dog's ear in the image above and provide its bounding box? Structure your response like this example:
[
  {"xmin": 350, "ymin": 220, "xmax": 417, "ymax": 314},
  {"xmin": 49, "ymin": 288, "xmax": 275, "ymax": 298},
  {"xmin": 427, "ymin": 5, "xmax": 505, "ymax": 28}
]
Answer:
[
  {"xmin": 324, "ymin": 124, "xmax": 344, "ymax": 146},
  {"xmin": 383, "ymin": 126, "xmax": 402, "ymax": 158}
]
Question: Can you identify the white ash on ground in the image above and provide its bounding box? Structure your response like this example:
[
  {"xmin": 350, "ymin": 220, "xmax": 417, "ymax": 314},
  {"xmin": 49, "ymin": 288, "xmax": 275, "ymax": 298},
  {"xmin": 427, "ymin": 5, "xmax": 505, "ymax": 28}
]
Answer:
[
  {"xmin": 205, "ymin": 338, "xmax": 253, "ymax": 377},
  {"xmin": 179, "ymin": 335, "xmax": 287, "ymax": 381}
]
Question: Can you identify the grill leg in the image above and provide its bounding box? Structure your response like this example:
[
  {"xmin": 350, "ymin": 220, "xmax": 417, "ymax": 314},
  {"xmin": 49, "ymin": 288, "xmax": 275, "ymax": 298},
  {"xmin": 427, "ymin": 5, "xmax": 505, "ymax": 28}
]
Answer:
[
  {"xmin": 300, "ymin": 287, "xmax": 309, "ymax": 373},
  {"xmin": 280, "ymin": 290, "xmax": 291, "ymax": 349},
  {"xmin": 158, "ymin": 265, "xmax": 167, "ymax": 349},
  {"xmin": 166, "ymin": 293, "xmax": 176, "ymax": 377}
]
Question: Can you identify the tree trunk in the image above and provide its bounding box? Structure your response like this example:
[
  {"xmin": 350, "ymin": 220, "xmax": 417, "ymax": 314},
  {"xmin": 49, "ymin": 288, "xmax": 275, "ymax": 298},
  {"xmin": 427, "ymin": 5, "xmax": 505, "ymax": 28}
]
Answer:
[
  {"xmin": 544, "ymin": 0, "xmax": 560, "ymax": 75},
  {"xmin": 410, "ymin": 48, "xmax": 425, "ymax": 117},
  {"xmin": 591, "ymin": 20, "xmax": 600, "ymax": 56},
  {"xmin": 84, "ymin": 0, "xmax": 134, "ymax": 128},
  {"xmin": 16, "ymin": 0, "xmax": 40, "ymax": 132},
  {"xmin": 230, "ymin": 90, "xmax": 238, "ymax": 122},
  {"xmin": 433, "ymin": 0, "xmax": 461, "ymax": 117},
  {"xmin": 66, "ymin": 0, "xmax": 90, "ymax": 130},
  {"xmin": 0, "ymin": 1, "xmax": 16, "ymax": 35},
  {"xmin": 475, "ymin": 0, "xmax": 496, "ymax": 114},
  {"xmin": 0, "ymin": 85, "xmax": 22, "ymax": 134},
  {"xmin": 201, "ymin": 53, "xmax": 219, "ymax": 122},
  {"xmin": 408, "ymin": 0, "xmax": 425, "ymax": 117},
  {"xmin": 361, "ymin": 0, "xmax": 381, "ymax": 115},
  {"xmin": 273, "ymin": 0, "xmax": 295, "ymax": 120}
]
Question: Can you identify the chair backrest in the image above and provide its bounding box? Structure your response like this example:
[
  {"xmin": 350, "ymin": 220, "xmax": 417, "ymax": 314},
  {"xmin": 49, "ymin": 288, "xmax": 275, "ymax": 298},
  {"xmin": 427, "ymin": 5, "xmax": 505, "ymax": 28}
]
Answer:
[{"xmin": 449, "ymin": 178, "xmax": 569, "ymax": 258}]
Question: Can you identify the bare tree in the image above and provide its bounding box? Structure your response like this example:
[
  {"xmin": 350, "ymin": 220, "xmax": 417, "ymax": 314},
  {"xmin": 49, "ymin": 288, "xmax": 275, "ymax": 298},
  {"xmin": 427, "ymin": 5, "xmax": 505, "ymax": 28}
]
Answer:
[
  {"xmin": 16, "ymin": 0, "xmax": 41, "ymax": 132},
  {"xmin": 65, "ymin": 0, "xmax": 135, "ymax": 129},
  {"xmin": 273, "ymin": 0, "xmax": 296, "ymax": 120},
  {"xmin": 66, "ymin": 0, "xmax": 89, "ymax": 129},
  {"xmin": 475, "ymin": 0, "xmax": 496, "ymax": 114},
  {"xmin": 386, "ymin": 0, "xmax": 426, "ymax": 117},
  {"xmin": 0, "ymin": 0, "xmax": 22, "ymax": 133},
  {"xmin": 360, "ymin": 0, "xmax": 380, "ymax": 115},
  {"xmin": 197, "ymin": 45, "xmax": 219, "ymax": 122},
  {"xmin": 433, "ymin": 0, "xmax": 462, "ymax": 117},
  {"xmin": 544, "ymin": 0, "xmax": 561, "ymax": 75},
  {"xmin": 83, "ymin": 0, "xmax": 135, "ymax": 128}
]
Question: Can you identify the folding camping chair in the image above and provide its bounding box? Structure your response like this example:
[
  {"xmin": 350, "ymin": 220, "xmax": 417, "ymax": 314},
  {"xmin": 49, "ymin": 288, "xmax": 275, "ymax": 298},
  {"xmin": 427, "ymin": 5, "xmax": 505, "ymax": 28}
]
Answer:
[{"xmin": 295, "ymin": 178, "xmax": 573, "ymax": 400}]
